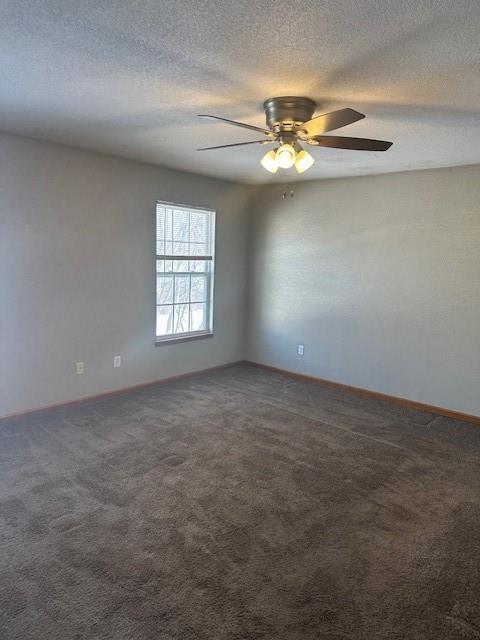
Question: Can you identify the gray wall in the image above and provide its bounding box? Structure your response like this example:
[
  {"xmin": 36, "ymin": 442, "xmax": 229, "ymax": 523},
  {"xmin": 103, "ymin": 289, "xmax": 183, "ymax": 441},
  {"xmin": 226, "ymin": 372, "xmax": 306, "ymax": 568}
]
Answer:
[
  {"xmin": 0, "ymin": 133, "xmax": 251, "ymax": 417},
  {"xmin": 2, "ymin": 132, "xmax": 479, "ymax": 418},
  {"xmin": 246, "ymin": 166, "xmax": 480, "ymax": 416}
]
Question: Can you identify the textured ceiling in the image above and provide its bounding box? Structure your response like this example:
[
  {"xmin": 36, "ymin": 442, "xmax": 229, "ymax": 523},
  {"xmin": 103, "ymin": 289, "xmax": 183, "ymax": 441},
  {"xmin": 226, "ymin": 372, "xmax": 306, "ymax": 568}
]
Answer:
[{"xmin": 1, "ymin": 0, "xmax": 479, "ymax": 183}]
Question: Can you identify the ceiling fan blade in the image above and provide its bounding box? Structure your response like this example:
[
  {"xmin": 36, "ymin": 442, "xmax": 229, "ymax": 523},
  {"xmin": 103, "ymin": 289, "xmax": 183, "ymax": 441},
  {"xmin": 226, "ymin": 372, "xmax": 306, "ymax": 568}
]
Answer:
[
  {"xmin": 308, "ymin": 135, "xmax": 393, "ymax": 151},
  {"xmin": 198, "ymin": 114, "xmax": 273, "ymax": 136},
  {"xmin": 297, "ymin": 108, "xmax": 365, "ymax": 137},
  {"xmin": 197, "ymin": 140, "xmax": 273, "ymax": 151}
]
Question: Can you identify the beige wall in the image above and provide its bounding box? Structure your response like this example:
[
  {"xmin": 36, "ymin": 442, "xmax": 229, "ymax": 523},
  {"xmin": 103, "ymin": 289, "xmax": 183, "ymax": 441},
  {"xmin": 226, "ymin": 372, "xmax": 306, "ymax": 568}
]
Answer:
[
  {"xmin": 0, "ymin": 133, "xmax": 251, "ymax": 417},
  {"xmin": 246, "ymin": 166, "xmax": 480, "ymax": 416}
]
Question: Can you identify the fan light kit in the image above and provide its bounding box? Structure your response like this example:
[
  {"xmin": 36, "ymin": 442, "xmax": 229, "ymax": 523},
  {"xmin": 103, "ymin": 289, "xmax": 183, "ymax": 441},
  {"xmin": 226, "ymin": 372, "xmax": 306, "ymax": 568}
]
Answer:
[{"xmin": 198, "ymin": 96, "xmax": 392, "ymax": 174}]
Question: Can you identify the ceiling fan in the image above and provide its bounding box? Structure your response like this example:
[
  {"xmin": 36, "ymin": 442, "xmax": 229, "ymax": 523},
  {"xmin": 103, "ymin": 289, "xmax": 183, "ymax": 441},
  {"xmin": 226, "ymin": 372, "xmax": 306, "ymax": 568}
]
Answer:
[{"xmin": 197, "ymin": 97, "xmax": 393, "ymax": 174}]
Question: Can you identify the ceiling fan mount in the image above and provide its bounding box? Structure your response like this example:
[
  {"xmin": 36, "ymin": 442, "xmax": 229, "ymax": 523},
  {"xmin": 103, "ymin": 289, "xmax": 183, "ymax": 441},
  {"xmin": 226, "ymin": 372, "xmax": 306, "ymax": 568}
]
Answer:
[
  {"xmin": 197, "ymin": 96, "xmax": 392, "ymax": 174},
  {"xmin": 263, "ymin": 96, "xmax": 316, "ymax": 133}
]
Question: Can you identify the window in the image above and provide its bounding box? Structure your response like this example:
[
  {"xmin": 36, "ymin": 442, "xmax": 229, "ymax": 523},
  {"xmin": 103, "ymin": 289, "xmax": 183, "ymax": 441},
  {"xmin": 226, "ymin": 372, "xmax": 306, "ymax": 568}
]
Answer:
[{"xmin": 156, "ymin": 202, "xmax": 215, "ymax": 342}]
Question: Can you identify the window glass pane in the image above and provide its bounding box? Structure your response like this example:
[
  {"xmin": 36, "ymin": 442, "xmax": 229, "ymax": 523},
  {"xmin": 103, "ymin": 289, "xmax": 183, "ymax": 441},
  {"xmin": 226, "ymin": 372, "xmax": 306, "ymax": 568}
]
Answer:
[
  {"xmin": 157, "ymin": 274, "xmax": 173, "ymax": 305},
  {"xmin": 172, "ymin": 209, "xmax": 189, "ymax": 242},
  {"xmin": 190, "ymin": 212, "xmax": 208, "ymax": 244},
  {"xmin": 173, "ymin": 241, "xmax": 189, "ymax": 256},
  {"xmin": 156, "ymin": 305, "xmax": 173, "ymax": 336},
  {"xmin": 189, "ymin": 242, "xmax": 209, "ymax": 257},
  {"xmin": 190, "ymin": 303, "xmax": 207, "ymax": 332},
  {"xmin": 190, "ymin": 259, "xmax": 208, "ymax": 273},
  {"xmin": 157, "ymin": 259, "xmax": 175, "ymax": 273},
  {"xmin": 174, "ymin": 275, "xmax": 189, "ymax": 303},
  {"xmin": 172, "ymin": 260, "xmax": 188, "ymax": 273},
  {"xmin": 165, "ymin": 209, "xmax": 173, "ymax": 242},
  {"xmin": 174, "ymin": 304, "xmax": 189, "ymax": 333},
  {"xmin": 156, "ymin": 208, "xmax": 166, "ymax": 254},
  {"xmin": 190, "ymin": 275, "xmax": 206, "ymax": 303},
  {"xmin": 156, "ymin": 207, "xmax": 165, "ymax": 233}
]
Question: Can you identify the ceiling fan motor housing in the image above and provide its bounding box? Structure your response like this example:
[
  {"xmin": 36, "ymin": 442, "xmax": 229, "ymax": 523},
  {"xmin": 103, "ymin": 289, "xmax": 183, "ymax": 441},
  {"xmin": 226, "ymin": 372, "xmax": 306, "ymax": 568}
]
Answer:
[{"xmin": 263, "ymin": 96, "xmax": 316, "ymax": 132}]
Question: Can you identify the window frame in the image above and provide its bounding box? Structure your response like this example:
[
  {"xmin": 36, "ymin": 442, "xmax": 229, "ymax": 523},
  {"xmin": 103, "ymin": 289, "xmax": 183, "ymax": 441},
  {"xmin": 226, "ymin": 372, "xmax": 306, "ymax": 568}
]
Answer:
[{"xmin": 155, "ymin": 201, "xmax": 216, "ymax": 345}]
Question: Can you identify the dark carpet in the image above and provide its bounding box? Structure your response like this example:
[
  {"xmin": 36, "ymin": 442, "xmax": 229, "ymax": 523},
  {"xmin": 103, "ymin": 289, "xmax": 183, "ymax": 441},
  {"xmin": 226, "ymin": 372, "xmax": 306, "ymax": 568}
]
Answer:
[{"xmin": 1, "ymin": 363, "xmax": 480, "ymax": 639}]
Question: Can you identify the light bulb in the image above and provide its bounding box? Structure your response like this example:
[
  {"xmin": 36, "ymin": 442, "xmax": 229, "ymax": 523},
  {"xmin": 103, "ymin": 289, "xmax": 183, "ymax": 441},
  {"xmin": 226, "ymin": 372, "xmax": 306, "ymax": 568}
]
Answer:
[
  {"xmin": 260, "ymin": 150, "xmax": 278, "ymax": 173},
  {"xmin": 295, "ymin": 149, "xmax": 315, "ymax": 173},
  {"xmin": 275, "ymin": 143, "xmax": 296, "ymax": 169}
]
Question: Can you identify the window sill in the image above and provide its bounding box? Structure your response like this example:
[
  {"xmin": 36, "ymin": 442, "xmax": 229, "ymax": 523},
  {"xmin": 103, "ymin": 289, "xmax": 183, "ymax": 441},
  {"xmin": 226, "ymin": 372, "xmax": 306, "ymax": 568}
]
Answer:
[{"xmin": 155, "ymin": 331, "xmax": 214, "ymax": 346}]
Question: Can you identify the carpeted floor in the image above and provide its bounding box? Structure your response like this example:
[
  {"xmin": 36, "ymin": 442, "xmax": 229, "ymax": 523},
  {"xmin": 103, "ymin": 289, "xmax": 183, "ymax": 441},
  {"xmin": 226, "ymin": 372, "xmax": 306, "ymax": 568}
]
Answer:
[{"xmin": 1, "ymin": 363, "xmax": 479, "ymax": 639}]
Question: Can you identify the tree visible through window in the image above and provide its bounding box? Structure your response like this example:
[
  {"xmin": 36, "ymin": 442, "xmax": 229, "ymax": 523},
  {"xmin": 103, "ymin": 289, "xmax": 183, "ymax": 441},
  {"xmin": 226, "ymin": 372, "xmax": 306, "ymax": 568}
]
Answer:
[{"xmin": 156, "ymin": 202, "xmax": 215, "ymax": 341}]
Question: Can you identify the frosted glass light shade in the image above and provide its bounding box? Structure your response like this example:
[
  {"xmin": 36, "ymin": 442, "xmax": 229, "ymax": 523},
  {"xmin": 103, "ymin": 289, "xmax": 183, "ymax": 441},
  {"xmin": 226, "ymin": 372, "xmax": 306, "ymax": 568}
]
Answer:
[
  {"xmin": 275, "ymin": 143, "xmax": 296, "ymax": 168},
  {"xmin": 295, "ymin": 149, "xmax": 315, "ymax": 173},
  {"xmin": 260, "ymin": 150, "xmax": 279, "ymax": 173}
]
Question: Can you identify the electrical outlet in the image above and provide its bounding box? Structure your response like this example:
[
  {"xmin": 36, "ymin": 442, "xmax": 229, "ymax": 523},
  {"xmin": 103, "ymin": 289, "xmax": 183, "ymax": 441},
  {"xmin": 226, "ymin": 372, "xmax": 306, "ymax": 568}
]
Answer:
[
  {"xmin": 113, "ymin": 355, "xmax": 121, "ymax": 368},
  {"xmin": 297, "ymin": 344, "xmax": 305, "ymax": 356},
  {"xmin": 75, "ymin": 361, "xmax": 84, "ymax": 375}
]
